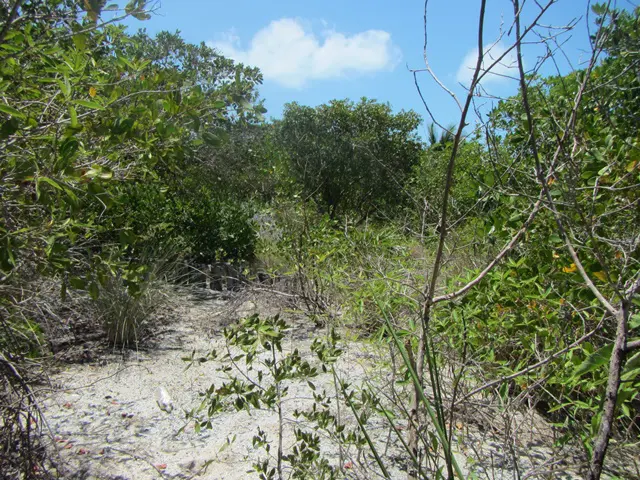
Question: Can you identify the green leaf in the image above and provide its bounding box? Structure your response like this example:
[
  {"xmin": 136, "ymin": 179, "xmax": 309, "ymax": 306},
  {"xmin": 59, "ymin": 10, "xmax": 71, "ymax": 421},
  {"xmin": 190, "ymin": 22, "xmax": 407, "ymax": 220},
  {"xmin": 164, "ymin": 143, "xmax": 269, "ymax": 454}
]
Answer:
[
  {"xmin": 62, "ymin": 186, "xmax": 79, "ymax": 208},
  {"xmin": 37, "ymin": 176, "xmax": 63, "ymax": 191},
  {"xmin": 73, "ymin": 99, "xmax": 104, "ymax": 110},
  {"xmin": 622, "ymin": 349, "xmax": 640, "ymax": 380},
  {"xmin": 0, "ymin": 43, "xmax": 22, "ymax": 53},
  {"xmin": 111, "ymin": 117, "xmax": 134, "ymax": 134},
  {"xmin": 232, "ymin": 94, "xmax": 252, "ymax": 110},
  {"xmin": 84, "ymin": 166, "xmax": 113, "ymax": 180},
  {"xmin": 57, "ymin": 76, "xmax": 71, "ymax": 99},
  {"xmin": 72, "ymin": 34, "xmax": 87, "ymax": 51},
  {"xmin": 202, "ymin": 130, "xmax": 226, "ymax": 146},
  {"xmin": 0, "ymin": 104, "xmax": 25, "ymax": 119},
  {"xmin": 131, "ymin": 11, "xmax": 151, "ymax": 20},
  {"xmin": 59, "ymin": 137, "xmax": 80, "ymax": 163},
  {"xmin": 83, "ymin": 0, "xmax": 106, "ymax": 22},
  {"xmin": 573, "ymin": 344, "xmax": 613, "ymax": 378},
  {"xmin": 0, "ymin": 117, "xmax": 20, "ymax": 139},
  {"xmin": 549, "ymin": 234, "xmax": 562, "ymax": 244},
  {"xmin": 70, "ymin": 277, "xmax": 87, "ymax": 289},
  {"xmin": 69, "ymin": 106, "xmax": 78, "ymax": 127},
  {"xmin": 0, "ymin": 238, "xmax": 16, "ymax": 271},
  {"xmin": 124, "ymin": 0, "xmax": 137, "ymax": 13},
  {"xmin": 119, "ymin": 229, "xmax": 136, "ymax": 245}
]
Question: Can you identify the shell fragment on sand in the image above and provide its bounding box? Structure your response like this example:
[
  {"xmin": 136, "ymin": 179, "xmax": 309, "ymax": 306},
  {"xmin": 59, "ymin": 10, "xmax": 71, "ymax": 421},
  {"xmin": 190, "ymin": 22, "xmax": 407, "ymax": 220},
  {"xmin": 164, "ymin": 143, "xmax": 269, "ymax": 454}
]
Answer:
[{"xmin": 155, "ymin": 387, "xmax": 174, "ymax": 413}]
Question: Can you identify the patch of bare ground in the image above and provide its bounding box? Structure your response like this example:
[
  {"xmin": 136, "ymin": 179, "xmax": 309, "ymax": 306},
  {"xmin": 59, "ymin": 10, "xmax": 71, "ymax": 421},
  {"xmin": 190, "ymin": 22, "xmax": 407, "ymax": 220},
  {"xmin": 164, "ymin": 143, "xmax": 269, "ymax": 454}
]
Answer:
[{"xmin": 37, "ymin": 286, "xmax": 638, "ymax": 479}]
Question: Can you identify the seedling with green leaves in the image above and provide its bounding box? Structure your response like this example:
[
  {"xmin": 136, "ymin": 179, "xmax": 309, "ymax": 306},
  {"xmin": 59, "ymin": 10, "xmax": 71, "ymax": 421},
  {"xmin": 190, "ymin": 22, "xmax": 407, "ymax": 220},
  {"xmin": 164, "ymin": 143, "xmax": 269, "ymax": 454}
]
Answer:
[{"xmin": 184, "ymin": 314, "xmax": 374, "ymax": 479}]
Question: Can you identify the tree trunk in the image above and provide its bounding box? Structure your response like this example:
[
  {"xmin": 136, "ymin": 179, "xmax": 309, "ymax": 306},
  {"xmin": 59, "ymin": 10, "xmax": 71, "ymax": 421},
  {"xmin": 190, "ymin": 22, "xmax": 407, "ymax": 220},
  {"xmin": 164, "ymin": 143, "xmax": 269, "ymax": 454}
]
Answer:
[
  {"xmin": 588, "ymin": 301, "xmax": 629, "ymax": 480},
  {"xmin": 407, "ymin": 330, "xmax": 424, "ymax": 480}
]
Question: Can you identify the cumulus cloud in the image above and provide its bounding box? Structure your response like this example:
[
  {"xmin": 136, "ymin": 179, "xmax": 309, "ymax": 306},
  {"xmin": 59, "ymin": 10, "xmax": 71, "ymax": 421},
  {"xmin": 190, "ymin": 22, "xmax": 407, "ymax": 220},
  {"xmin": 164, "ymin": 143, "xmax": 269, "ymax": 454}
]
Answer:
[
  {"xmin": 455, "ymin": 42, "xmax": 518, "ymax": 88},
  {"xmin": 210, "ymin": 19, "xmax": 401, "ymax": 88}
]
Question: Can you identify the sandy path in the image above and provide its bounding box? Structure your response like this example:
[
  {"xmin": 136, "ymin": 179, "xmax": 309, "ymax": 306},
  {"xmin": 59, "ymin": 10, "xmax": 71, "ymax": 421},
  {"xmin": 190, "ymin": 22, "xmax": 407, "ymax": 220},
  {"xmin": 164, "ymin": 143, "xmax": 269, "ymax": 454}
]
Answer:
[
  {"xmin": 38, "ymin": 287, "xmax": 633, "ymax": 479},
  {"xmin": 39, "ymin": 289, "xmax": 383, "ymax": 480}
]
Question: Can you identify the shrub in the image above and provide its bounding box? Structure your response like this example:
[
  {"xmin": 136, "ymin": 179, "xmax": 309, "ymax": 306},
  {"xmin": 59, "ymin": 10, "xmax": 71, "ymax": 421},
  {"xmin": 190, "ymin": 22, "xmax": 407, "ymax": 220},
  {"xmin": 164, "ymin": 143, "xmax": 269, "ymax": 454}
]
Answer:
[
  {"xmin": 266, "ymin": 206, "xmax": 423, "ymax": 332},
  {"xmin": 109, "ymin": 175, "xmax": 258, "ymax": 266},
  {"xmin": 94, "ymin": 274, "xmax": 162, "ymax": 347}
]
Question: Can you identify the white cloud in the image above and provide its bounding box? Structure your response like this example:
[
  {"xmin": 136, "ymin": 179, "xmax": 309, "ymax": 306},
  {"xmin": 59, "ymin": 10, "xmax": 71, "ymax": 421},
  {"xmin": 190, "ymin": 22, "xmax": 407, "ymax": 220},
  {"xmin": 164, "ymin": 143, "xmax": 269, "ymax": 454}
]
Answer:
[
  {"xmin": 210, "ymin": 19, "xmax": 401, "ymax": 88},
  {"xmin": 455, "ymin": 42, "xmax": 518, "ymax": 88}
]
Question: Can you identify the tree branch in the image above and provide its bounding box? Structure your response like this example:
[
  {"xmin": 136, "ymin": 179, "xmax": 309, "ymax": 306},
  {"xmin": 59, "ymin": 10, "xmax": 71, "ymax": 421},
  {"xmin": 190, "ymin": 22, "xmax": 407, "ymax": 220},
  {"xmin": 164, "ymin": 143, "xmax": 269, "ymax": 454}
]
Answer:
[{"xmin": 0, "ymin": 0, "xmax": 23, "ymax": 47}]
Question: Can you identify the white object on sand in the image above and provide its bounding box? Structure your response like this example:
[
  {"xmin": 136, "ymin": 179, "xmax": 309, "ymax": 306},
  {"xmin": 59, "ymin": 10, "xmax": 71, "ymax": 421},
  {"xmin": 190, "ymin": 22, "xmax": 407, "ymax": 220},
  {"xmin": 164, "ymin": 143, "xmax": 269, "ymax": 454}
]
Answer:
[{"xmin": 155, "ymin": 387, "xmax": 174, "ymax": 413}]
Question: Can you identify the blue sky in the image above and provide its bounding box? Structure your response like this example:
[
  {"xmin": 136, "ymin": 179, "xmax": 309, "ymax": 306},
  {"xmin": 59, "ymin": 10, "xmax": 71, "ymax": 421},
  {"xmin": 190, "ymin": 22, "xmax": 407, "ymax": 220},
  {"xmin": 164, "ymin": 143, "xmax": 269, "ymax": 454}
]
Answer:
[{"xmin": 121, "ymin": 0, "xmax": 600, "ymax": 136}]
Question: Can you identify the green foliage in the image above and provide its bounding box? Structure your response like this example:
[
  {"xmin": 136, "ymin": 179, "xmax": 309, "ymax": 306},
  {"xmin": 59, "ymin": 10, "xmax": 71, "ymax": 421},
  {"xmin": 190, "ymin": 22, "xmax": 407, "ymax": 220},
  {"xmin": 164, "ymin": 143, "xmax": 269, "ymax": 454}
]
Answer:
[
  {"xmin": 0, "ymin": 302, "xmax": 44, "ymax": 359},
  {"xmin": 442, "ymin": 3, "xmax": 640, "ymax": 445},
  {"xmin": 0, "ymin": 1, "xmax": 262, "ymax": 295},
  {"xmin": 112, "ymin": 170, "xmax": 257, "ymax": 264},
  {"xmin": 266, "ymin": 206, "xmax": 424, "ymax": 332},
  {"xmin": 1, "ymin": 0, "xmax": 637, "ymax": 476},
  {"xmin": 426, "ymin": 123, "xmax": 456, "ymax": 150},
  {"xmin": 277, "ymin": 98, "xmax": 423, "ymax": 220},
  {"xmin": 0, "ymin": 4, "xmax": 263, "ymax": 473},
  {"xmin": 185, "ymin": 313, "xmax": 320, "ymax": 413},
  {"xmin": 206, "ymin": 123, "xmax": 291, "ymax": 203}
]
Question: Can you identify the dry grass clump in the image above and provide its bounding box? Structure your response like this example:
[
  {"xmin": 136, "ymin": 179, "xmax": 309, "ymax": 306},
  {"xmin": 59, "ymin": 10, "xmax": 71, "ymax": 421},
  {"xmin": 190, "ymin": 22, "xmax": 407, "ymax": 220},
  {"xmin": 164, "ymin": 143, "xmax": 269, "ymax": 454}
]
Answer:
[
  {"xmin": 0, "ymin": 281, "xmax": 53, "ymax": 479},
  {"xmin": 94, "ymin": 276, "xmax": 159, "ymax": 348}
]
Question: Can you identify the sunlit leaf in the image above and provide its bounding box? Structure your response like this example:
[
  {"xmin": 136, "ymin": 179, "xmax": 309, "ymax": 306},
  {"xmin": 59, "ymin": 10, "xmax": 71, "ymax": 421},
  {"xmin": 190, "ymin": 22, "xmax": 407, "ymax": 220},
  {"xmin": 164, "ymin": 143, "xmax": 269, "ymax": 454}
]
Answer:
[
  {"xmin": 592, "ymin": 271, "xmax": 607, "ymax": 282},
  {"xmin": 573, "ymin": 344, "xmax": 613, "ymax": 378},
  {"xmin": 0, "ymin": 104, "xmax": 25, "ymax": 119},
  {"xmin": 73, "ymin": 99, "xmax": 103, "ymax": 110},
  {"xmin": 68, "ymin": 106, "xmax": 78, "ymax": 127}
]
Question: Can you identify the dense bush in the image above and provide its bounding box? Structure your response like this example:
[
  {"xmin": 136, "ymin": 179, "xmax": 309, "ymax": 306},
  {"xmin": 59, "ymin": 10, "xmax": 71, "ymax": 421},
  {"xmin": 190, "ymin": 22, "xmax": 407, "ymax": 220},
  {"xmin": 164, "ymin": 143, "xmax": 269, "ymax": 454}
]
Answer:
[
  {"xmin": 408, "ymin": 136, "xmax": 485, "ymax": 228},
  {"xmin": 1, "ymin": 1, "xmax": 638, "ymax": 477},
  {"xmin": 112, "ymin": 171, "xmax": 257, "ymax": 264}
]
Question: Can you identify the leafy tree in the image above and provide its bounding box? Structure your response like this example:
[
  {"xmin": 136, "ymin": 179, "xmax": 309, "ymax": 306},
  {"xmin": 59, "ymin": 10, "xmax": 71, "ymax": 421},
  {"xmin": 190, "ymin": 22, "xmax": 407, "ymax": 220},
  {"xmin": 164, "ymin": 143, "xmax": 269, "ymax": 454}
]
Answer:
[
  {"xmin": 125, "ymin": 29, "xmax": 265, "ymax": 123},
  {"xmin": 202, "ymin": 122, "xmax": 287, "ymax": 203},
  {"xmin": 426, "ymin": 123, "xmax": 455, "ymax": 151},
  {"xmin": 0, "ymin": 1, "xmax": 262, "ymax": 291},
  {"xmin": 409, "ymin": 135, "xmax": 484, "ymax": 228},
  {"xmin": 277, "ymin": 98, "xmax": 423, "ymax": 220}
]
